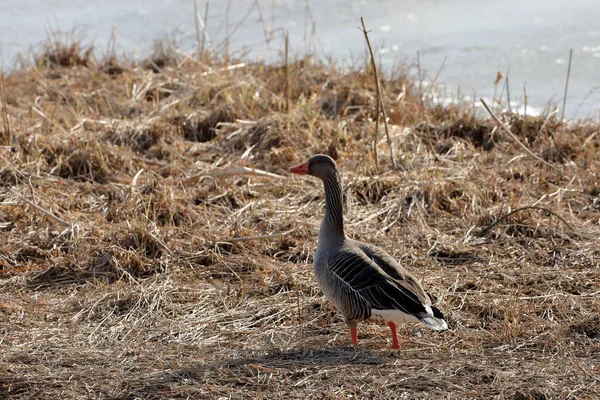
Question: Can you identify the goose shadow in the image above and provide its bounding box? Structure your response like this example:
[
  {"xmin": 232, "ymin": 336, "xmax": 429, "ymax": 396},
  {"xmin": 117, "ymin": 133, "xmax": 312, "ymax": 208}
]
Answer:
[
  {"xmin": 116, "ymin": 347, "xmax": 393, "ymax": 398},
  {"xmin": 225, "ymin": 346, "xmax": 391, "ymax": 369}
]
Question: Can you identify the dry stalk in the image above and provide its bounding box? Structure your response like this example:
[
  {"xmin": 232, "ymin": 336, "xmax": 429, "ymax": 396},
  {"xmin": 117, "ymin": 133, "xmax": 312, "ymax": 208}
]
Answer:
[
  {"xmin": 296, "ymin": 285, "xmax": 304, "ymax": 349},
  {"xmin": 216, "ymin": 0, "xmax": 254, "ymax": 54},
  {"xmin": 539, "ymin": 109, "xmax": 559, "ymax": 138},
  {"xmin": 255, "ymin": 0, "xmax": 274, "ymax": 44},
  {"xmin": 202, "ymin": 2, "xmax": 210, "ymax": 57},
  {"xmin": 193, "ymin": 0, "xmax": 202, "ymax": 57},
  {"xmin": 200, "ymin": 62, "xmax": 246, "ymax": 77},
  {"xmin": 426, "ymin": 56, "xmax": 447, "ymax": 98},
  {"xmin": 505, "ymin": 67, "xmax": 512, "ymax": 113},
  {"xmin": 359, "ymin": 17, "xmax": 379, "ymax": 171},
  {"xmin": 183, "ymin": 167, "xmax": 286, "ymax": 184},
  {"xmin": 523, "ymin": 84, "xmax": 528, "ymax": 117},
  {"xmin": 475, "ymin": 205, "xmax": 574, "ymax": 237},
  {"xmin": 0, "ymin": 71, "xmax": 10, "ymax": 146},
  {"xmin": 378, "ymin": 94, "xmax": 395, "ymax": 167},
  {"xmin": 2, "ymin": 33, "xmax": 600, "ymax": 400},
  {"xmin": 194, "ymin": 0, "xmax": 212, "ymax": 59},
  {"xmin": 423, "ymin": 120, "xmax": 440, "ymax": 162},
  {"xmin": 481, "ymin": 99, "xmax": 558, "ymax": 169},
  {"xmin": 9, "ymin": 188, "xmax": 71, "ymax": 227},
  {"xmin": 216, "ymin": 229, "xmax": 294, "ymax": 243},
  {"xmin": 284, "ymin": 32, "xmax": 290, "ymax": 114},
  {"xmin": 130, "ymin": 168, "xmax": 145, "ymax": 194},
  {"xmin": 492, "ymin": 71, "xmax": 503, "ymax": 108},
  {"xmin": 360, "ymin": 17, "xmax": 394, "ymax": 171},
  {"xmin": 0, "ymin": 153, "xmax": 26, "ymax": 180},
  {"xmin": 416, "ymin": 50, "xmax": 439, "ymax": 160},
  {"xmin": 416, "ymin": 50, "xmax": 423, "ymax": 109},
  {"xmin": 496, "ymin": 72, "xmax": 508, "ymax": 113},
  {"xmin": 572, "ymin": 85, "xmax": 600, "ymax": 119},
  {"xmin": 560, "ymin": 48, "xmax": 573, "ymax": 121}
]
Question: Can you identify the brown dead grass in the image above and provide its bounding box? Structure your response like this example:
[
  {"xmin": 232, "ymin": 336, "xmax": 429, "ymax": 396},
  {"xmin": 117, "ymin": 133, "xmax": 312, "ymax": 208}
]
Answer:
[{"xmin": 0, "ymin": 37, "xmax": 599, "ymax": 400}]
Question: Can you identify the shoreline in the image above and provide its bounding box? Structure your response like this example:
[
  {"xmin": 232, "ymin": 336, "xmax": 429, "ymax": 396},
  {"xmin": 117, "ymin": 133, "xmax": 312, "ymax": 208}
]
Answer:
[{"xmin": 3, "ymin": 28, "xmax": 598, "ymax": 123}]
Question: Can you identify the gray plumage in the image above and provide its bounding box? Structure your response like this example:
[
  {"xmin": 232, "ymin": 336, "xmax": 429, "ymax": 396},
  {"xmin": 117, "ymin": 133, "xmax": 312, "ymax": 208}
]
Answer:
[{"xmin": 290, "ymin": 154, "xmax": 447, "ymax": 347}]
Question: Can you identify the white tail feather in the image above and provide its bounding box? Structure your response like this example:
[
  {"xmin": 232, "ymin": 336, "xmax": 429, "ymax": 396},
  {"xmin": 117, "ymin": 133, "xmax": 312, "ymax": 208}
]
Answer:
[
  {"xmin": 372, "ymin": 306, "xmax": 448, "ymax": 331},
  {"xmin": 420, "ymin": 315, "xmax": 448, "ymax": 331}
]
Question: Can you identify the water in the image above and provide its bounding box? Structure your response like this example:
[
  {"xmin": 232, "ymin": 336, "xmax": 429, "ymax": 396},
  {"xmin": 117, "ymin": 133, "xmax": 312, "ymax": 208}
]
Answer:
[{"xmin": 1, "ymin": 0, "xmax": 599, "ymax": 119}]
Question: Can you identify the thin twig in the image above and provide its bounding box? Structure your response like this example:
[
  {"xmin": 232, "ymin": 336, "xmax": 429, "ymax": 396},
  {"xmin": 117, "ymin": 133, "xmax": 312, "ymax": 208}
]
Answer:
[
  {"xmin": 284, "ymin": 31, "xmax": 290, "ymax": 114},
  {"xmin": 415, "ymin": 52, "xmax": 439, "ymax": 161},
  {"xmin": 224, "ymin": 0, "xmax": 231, "ymax": 57},
  {"xmin": 255, "ymin": 0, "xmax": 273, "ymax": 45},
  {"xmin": 183, "ymin": 167, "xmax": 286, "ymax": 184},
  {"xmin": 492, "ymin": 71, "xmax": 503, "ymax": 109},
  {"xmin": 426, "ymin": 56, "xmax": 447, "ymax": 97},
  {"xmin": 0, "ymin": 153, "xmax": 27, "ymax": 182},
  {"xmin": 378, "ymin": 96, "xmax": 395, "ymax": 168},
  {"xmin": 130, "ymin": 168, "xmax": 144, "ymax": 194},
  {"xmin": 496, "ymin": 72, "xmax": 508, "ymax": 113},
  {"xmin": 270, "ymin": 0, "xmax": 276, "ymax": 40},
  {"xmin": 296, "ymin": 285, "xmax": 304, "ymax": 349},
  {"xmin": 216, "ymin": 229, "xmax": 294, "ymax": 243},
  {"xmin": 360, "ymin": 17, "xmax": 384, "ymax": 171},
  {"xmin": 523, "ymin": 84, "xmax": 528, "ymax": 117},
  {"xmin": 202, "ymin": 2, "xmax": 210, "ymax": 57},
  {"xmin": 517, "ymin": 291, "xmax": 600, "ymax": 301},
  {"xmin": 539, "ymin": 109, "xmax": 559, "ymax": 138},
  {"xmin": 423, "ymin": 119, "xmax": 440, "ymax": 161},
  {"xmin": 358, "ymin": 19, "xmax": 394, "ymax": 167},
  {"xmin": 200, "ymin": 62, "xmax": 246, "ymax": 77},
  {"xmin": 193, "ymin": 0, "xmax": 202, "ymax": 57},
  {"xmin": 480, "ymin": 99, "xmax": 557, "ymax": 169},
  {"xmin": 571, "ymin": 86, "xmax": 600, "ymax": 119},
  {"xmin": 215, "ymin": 0, "xmax": 254, "ymax": 54},
  {"xmin": 9, "ymin": 188, "xmax": 71, "ymax": 227},
  {"xmin": 560, "ymin": 49, "xmax": 573, "ymax": 121},
  {"xmin": 475, "ymin": 205, "xmax": 574, "ymax": 237},
  {"xmin": 416, "ymin": 50, "xmax": 423, "ymax": 109},
  {"xmin": 505, "ymin": 67, "xmax": 512, "ymax": 113},
  {"xmin": 303, "ymin": 0, "xmax": 310, "ymax": 54},
  {"xmin": 195, "ymin": 0, "xmax": 212, "ymax": 59},
  {"xmin": 1, "ymin": 72, "xmax": 10, "ymax": 146},
  {"xmin": 572, "ymin": 86, "xmax": 600, "ymax": 119}
]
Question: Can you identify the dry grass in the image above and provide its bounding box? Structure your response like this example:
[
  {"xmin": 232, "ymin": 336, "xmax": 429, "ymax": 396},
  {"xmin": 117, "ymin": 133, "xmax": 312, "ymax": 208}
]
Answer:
[{"xmin": 0, "ymin": 37, "xmax": 599, "ymax": 399}]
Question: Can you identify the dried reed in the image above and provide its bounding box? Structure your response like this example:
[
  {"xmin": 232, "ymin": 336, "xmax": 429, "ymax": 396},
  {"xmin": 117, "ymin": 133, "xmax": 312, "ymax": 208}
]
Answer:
[{"xmin": 0, "ymin": 33, "xmax": 599, "ymax": 400}]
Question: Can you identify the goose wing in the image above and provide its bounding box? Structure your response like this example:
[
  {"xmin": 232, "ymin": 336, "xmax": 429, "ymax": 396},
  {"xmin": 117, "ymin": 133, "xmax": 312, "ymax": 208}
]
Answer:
[
  {"xmin": 355, "ymin": 242, "xmax": 432, "ymax": 305},
  {"xmin": 326, "ymin": 246, "xmax": 430, "ymax": 318}
]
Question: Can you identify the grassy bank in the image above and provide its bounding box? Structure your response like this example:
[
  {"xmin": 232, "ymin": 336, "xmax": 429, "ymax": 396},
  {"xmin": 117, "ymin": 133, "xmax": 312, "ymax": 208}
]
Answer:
[{"xmin": 0, "ymin": 37, "xmax": 599, "ymax": 399}]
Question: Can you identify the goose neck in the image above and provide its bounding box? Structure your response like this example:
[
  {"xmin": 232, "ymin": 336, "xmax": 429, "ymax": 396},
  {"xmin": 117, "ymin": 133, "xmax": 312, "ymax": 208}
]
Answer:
[{"xmin": 321, "ymin": 171, "xmax": 344, "ymax": 235}]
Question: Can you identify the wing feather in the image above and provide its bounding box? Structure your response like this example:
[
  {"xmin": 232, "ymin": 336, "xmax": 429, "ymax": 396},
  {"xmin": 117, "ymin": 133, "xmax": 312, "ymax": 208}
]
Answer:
[
  {"xmin": 356, "ymin": 241, "xmax": 432, "ymax": 306},
  {"xmin": 326, "ymin": 247, "xmax": 428, "ymax": 317}
]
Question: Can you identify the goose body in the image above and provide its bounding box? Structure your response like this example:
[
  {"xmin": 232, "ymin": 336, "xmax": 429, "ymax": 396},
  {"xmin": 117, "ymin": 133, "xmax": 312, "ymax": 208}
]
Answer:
[{"xmin": 290, "ymin": 154, "xmax": 447, "ymax": 348}]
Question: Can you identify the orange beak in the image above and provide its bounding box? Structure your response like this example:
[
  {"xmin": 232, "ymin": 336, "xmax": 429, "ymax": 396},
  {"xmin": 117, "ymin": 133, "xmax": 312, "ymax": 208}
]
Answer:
[{"xmin": 288, "ymin": 161, "xmax": 310, "ymax": 175}]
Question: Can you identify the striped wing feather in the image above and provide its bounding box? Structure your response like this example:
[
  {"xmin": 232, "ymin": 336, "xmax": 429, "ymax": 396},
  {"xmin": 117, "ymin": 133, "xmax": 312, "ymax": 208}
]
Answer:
[
  {"xmin": 326, "ymin": 243, "xmax": 430, "ymax": 317},
  {"xmin": 356, "ymin": 242, "xmax": 432, "ymax": 306}
]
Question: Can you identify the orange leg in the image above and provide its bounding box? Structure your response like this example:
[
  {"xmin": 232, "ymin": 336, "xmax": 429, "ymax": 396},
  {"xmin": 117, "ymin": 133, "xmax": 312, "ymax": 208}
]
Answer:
[
  {"xmin": 350, "ymin": 327, "xmax": 359, "ymax": 346},
  {"xmin": 388, "ymin": 322, "xmax": 401, "ymax": 349}
]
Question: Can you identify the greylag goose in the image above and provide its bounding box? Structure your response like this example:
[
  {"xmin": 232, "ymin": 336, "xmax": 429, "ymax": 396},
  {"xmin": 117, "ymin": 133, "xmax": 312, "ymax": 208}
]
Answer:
[{"xmin": 289, "ymin": 154, "xmax": 447, "ymax": 349}]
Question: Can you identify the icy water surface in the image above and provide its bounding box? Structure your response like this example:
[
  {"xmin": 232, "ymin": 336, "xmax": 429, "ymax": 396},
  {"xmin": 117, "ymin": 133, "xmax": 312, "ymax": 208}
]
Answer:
[{"xmin": 1, "ymin": 0, "xmax": 599, "ymax": 118}]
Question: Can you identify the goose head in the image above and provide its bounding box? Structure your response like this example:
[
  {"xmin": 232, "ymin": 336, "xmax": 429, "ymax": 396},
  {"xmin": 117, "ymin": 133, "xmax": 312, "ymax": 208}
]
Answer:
[{"xmin": 288, "ymin": 154, "xmax": 337, "ymax": 181}]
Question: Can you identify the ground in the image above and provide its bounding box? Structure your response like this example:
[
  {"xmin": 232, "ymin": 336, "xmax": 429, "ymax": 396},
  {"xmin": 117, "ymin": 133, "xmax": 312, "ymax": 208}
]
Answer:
[{"xmin": 0, "ymin": 39, "xmax": 599, "ymax": 399}]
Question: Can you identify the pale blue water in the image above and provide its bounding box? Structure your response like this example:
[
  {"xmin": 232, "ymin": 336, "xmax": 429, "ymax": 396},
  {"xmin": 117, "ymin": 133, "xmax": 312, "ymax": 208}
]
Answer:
[{"xmin": 1, "ymin": 0, "xmax": 599, "ymax": 119}]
